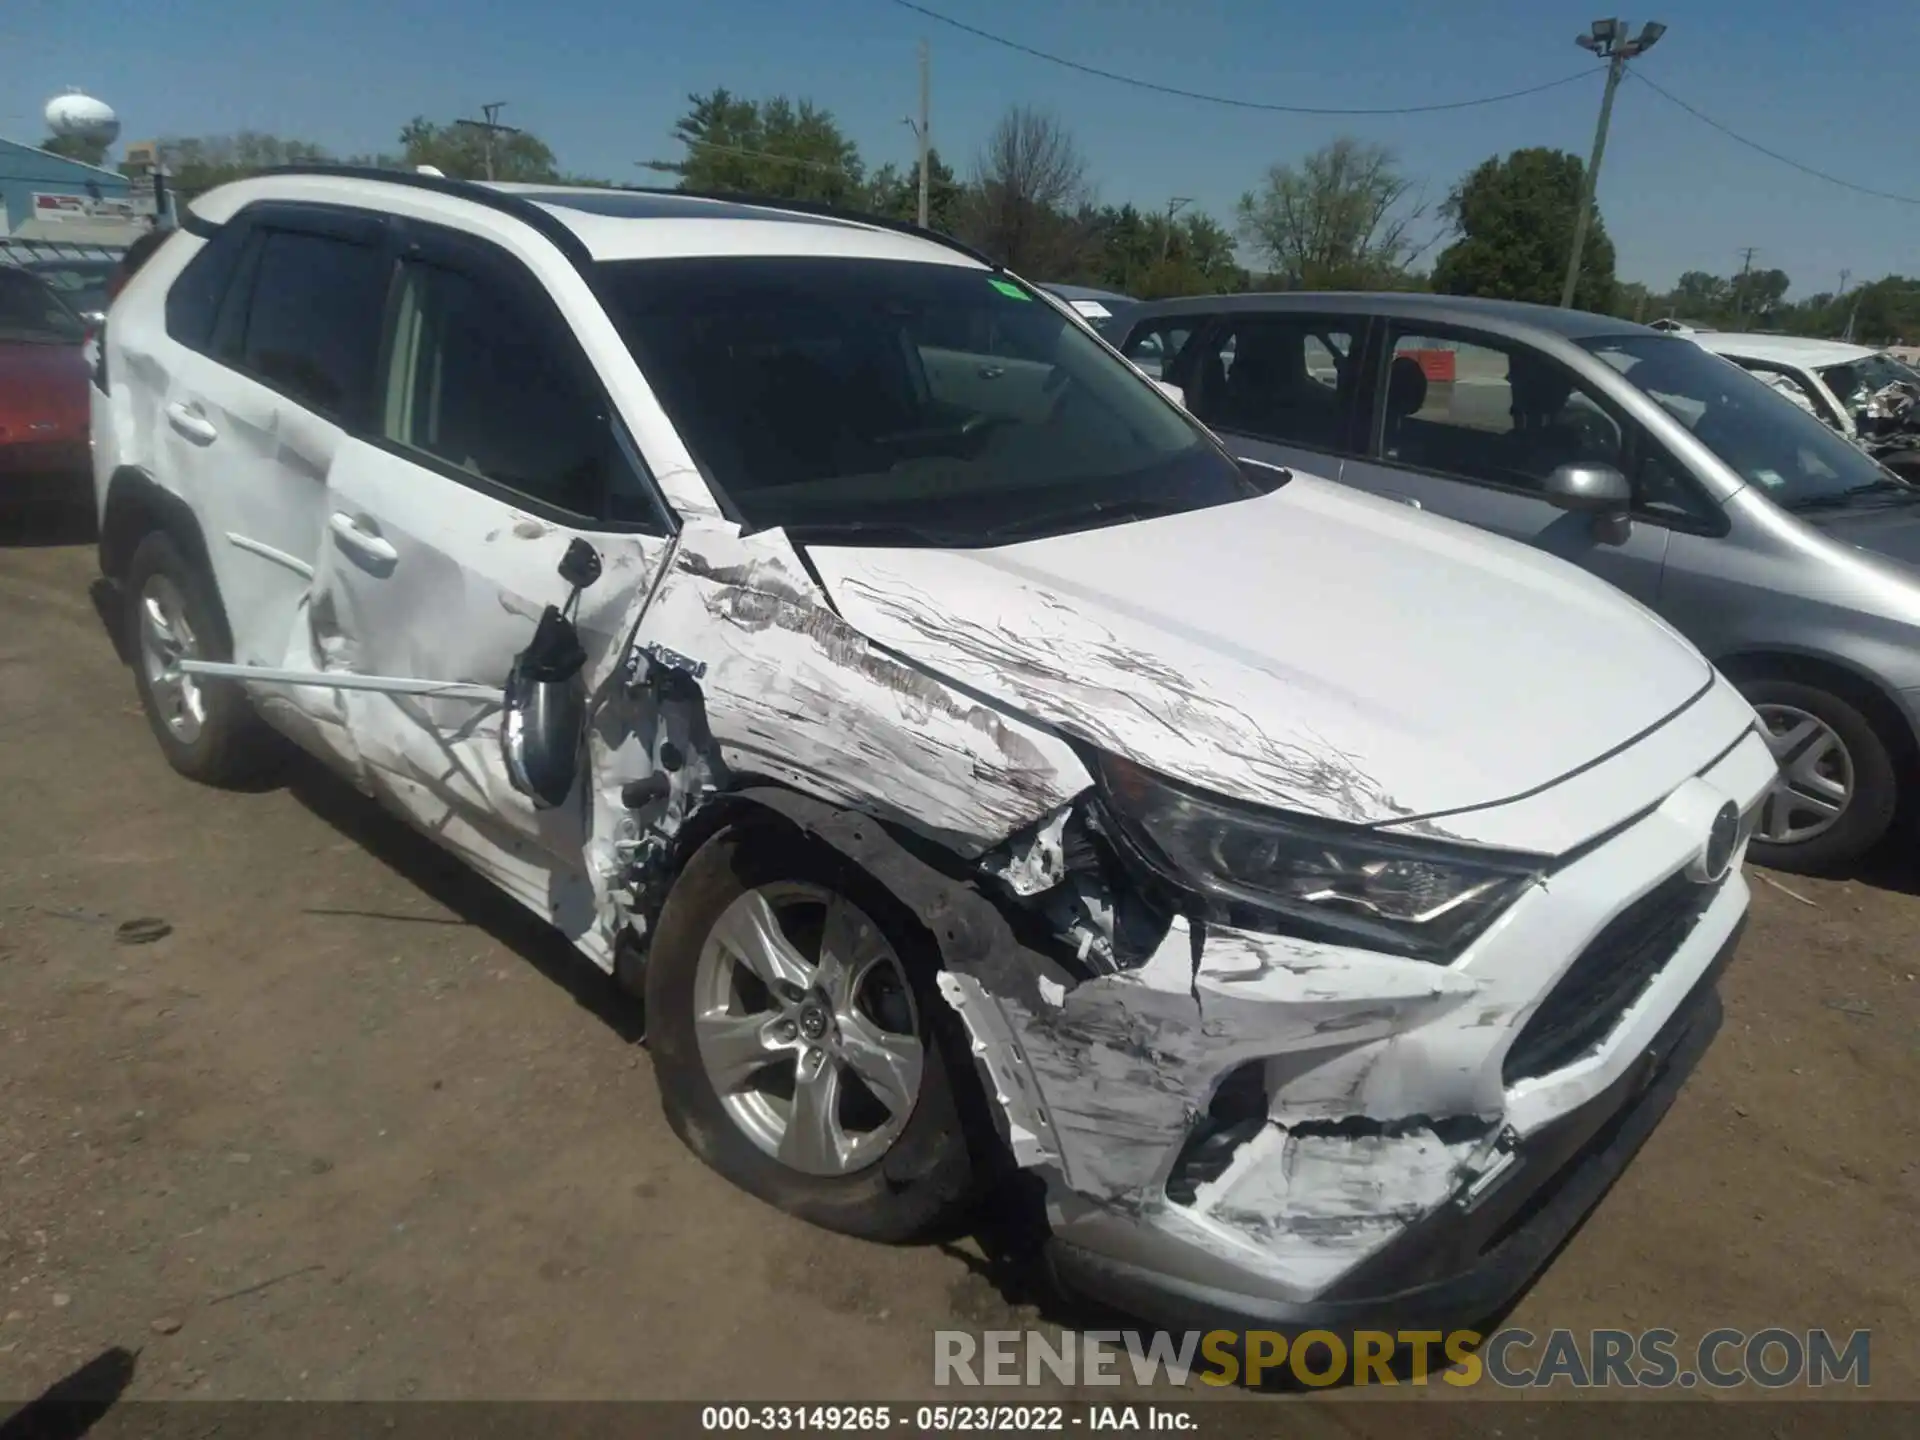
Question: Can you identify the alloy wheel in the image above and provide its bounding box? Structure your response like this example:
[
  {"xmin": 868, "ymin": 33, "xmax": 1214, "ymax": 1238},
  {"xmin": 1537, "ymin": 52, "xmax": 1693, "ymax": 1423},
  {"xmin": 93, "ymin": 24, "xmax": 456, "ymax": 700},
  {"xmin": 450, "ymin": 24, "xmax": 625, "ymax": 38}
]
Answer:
[
  {"xmin": 137, "ymin": 573, "xmax": 207, "ymax": 744},
  {"xmin": 692, "ymin": 881, "xmax": 924, "ymax": 1177}
]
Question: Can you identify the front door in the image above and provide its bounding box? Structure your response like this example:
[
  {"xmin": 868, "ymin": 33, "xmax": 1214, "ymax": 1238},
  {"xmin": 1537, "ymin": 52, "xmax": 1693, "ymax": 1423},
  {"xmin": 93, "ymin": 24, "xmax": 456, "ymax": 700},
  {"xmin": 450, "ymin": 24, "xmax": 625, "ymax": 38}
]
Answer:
[
  {"xmin": 314, "ymin": 220, "xmax": 678, "ymax": 929},
  {"xmin": 1341, "ymin": 323, "xmax": 1673, "ymax": 605}
]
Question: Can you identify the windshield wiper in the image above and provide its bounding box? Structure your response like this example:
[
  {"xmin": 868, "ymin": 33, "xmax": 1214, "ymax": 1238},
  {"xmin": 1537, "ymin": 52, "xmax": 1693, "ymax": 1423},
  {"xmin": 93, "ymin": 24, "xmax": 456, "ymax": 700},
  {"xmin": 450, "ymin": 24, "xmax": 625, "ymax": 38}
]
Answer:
[
  {"xmin": 773, "ymin": 518, "xmax": 978, "ymax": 547},
  {"xmin": 1785, "ymin": 478, "xmax": 1920, "ymax": 512},
  {"xmin": 982, "ymin": 496, "xmax": 1195, "ymax": 541}
]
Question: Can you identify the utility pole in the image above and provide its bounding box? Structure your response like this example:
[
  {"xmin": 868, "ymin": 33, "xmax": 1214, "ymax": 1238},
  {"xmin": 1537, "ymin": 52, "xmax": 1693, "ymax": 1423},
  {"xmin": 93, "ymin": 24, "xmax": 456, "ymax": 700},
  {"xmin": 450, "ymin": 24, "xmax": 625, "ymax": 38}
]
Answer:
[
  {"xmin": 1732, "ymin": 246, "xmax": 1758, "ymax": 323},
  {"xmin": 1161, "ymin": 196, "xmax": 1193, "ymax": 262},
  {"xmin": 454, "ymin": 101, "xmax": 520, "ymax": 182},
  {"xmin": 902, "ymin": 42, "xmax": 932, "ymax": 228},
  {"xmin": 1561, "ymin": 19, "xmax": 1665, "ymax": 309}
]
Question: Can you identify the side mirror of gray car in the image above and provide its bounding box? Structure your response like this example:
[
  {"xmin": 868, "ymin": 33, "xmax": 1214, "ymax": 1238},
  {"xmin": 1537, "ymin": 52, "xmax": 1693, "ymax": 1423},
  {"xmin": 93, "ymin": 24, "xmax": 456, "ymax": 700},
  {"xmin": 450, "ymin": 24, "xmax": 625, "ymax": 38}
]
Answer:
[{"xmin": 1544, "ymin": 462, "xmax": 1633, "ymax": 545}]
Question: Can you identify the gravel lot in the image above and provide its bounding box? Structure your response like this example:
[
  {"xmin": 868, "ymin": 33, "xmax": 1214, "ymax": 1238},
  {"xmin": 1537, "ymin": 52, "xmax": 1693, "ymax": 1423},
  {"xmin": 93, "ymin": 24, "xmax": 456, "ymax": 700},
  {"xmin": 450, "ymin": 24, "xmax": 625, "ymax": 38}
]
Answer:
[{"xmin": 2, "ymin": 519, "xmax": 1915, "ymax": 1407}]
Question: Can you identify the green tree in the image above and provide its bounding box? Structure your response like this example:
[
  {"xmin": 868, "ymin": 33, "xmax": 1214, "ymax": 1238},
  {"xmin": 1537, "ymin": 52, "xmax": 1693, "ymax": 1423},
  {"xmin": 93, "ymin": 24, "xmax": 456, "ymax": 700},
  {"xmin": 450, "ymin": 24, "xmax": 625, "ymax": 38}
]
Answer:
[
  {"xmin": 148, "ymin": 132, "xmax": 337, "ymax": 197},
  {"xmin": 41, "ymin": 132, "xmax": 111, "ymax": 167},
  {"xmin": 1844, "ymin": 276, "xmax": 1920, "ymax": 344},
  {"xmin": 1668, "ymin": 270, "xmax": 1730, "ymax": 321},
  {"xmin": 961, "ymin": 106, "xmax": 1094, "ymax": 277},
  {"xmin": 1728, "ymin": 266, "xmax": 1792, "ymax": 324},
  {"xmin": 398, "ymin": 117, "xmax": 557, "ymax": 182},
  {"xmin": 1086, "ymin": 204, "xmax": 1245, "ymax": 298},
  {"xmin": 657, "ymin": 90, "xmax": 865, "ymax": 205},
  {"xmin": 1236, "ymin": 138, "xmax": 1427, "ymax": 290},
  {"xmin": 1431, "ymin": 148, "xmax": 1614, "ymax": 312},
  {"xmin": 865, "ymin": 148, "xmax": 965, "ymax": 231}
]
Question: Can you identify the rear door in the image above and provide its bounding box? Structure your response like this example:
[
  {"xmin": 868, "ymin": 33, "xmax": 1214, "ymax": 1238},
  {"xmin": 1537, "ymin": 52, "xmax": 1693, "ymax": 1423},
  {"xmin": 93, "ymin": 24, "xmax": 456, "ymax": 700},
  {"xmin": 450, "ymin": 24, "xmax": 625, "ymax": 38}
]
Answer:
[
  {"xmin": 150, "ymin": 207, "xmax": 394, "ymax": 679},
  {"xmin": 1342, "ymin": 321, "xmax": 1676, "ymax": 605},
  {"xmin": 313, "ymin": 218, "xmax": 678, "ymax": 919}
]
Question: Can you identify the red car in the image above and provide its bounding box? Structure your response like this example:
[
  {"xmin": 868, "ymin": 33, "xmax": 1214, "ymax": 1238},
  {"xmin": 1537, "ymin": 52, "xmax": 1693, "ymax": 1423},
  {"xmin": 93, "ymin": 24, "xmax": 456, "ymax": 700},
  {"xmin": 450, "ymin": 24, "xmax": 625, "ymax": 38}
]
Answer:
[{"xmin": 1, "ymin": 265, "xmax": 91, "ymax": 507}]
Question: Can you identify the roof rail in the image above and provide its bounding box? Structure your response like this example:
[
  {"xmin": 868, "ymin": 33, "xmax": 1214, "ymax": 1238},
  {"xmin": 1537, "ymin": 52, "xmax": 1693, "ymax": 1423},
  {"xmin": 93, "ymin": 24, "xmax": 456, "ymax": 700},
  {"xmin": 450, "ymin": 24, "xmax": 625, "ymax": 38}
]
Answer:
[
  {"xmin": 607, "ymin": 183, "xmax": 1000, "ymax": 270},
  {"xmin": 252, "ymin": 164, "xmax": 998, "ymax": 273},
  {"xmin": 249, "ymin": 164, "xmax": 594, "ymax": 267}
]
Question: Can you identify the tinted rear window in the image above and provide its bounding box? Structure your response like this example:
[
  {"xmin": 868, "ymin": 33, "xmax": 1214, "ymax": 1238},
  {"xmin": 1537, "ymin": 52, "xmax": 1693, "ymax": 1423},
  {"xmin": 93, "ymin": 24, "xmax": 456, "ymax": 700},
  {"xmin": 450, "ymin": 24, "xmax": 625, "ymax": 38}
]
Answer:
[
  {"xmin": 596, "ymin": 255, "xmax": 1251, "ymax": 544},
  {"xmin": 236, "ymin": 230, "xmax": 389, "ymax": 422}
]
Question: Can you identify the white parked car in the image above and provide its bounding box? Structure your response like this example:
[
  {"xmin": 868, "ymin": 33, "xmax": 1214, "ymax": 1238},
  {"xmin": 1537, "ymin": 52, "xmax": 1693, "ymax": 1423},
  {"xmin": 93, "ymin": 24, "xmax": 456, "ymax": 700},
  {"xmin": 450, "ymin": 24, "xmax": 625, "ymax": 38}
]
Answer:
[
  {"xmin": 90, "ymin": 169, "xmax": 1774, "ymax": 1333},
  {"xmin": 1690, "ymin": 332, "xmax": 1917, "ymax": 441}
]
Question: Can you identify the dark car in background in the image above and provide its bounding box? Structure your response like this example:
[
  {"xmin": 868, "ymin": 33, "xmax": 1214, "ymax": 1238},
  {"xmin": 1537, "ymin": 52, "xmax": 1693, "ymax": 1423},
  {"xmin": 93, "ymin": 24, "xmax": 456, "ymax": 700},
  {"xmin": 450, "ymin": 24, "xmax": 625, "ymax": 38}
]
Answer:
[
  {"xmin": 23, "ymin": 257, "xmax": 117, "ymax": 325},
  {"xmin": 1039, "ymin": 283, "xmax": 1133, "ymax": 334},
  {"xmin": 1113, "ymin": 291, "xmax": 1920, "ymax": 874},
  {"xmin": 0, "ymin": 266, "xmax": 91, "ymax": 510}
]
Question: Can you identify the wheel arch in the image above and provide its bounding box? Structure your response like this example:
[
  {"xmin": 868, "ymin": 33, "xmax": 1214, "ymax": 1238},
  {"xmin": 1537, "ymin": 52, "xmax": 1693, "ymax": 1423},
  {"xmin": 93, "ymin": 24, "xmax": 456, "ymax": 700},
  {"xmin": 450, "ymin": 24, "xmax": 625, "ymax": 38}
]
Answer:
[
  {"xmin": 1714, "ymin": 647, "xmax": 1920, "ymax": 797},
  {"xmin": 99, "ymin": 466, "xmax": 216, "ymax": 588}
]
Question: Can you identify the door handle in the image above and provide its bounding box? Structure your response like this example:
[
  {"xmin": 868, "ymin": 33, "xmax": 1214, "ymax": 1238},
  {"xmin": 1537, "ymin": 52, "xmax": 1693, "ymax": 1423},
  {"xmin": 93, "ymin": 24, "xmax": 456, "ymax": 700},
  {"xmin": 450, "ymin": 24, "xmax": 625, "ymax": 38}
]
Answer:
[
  {"xmin": 1384, "ymin": 492, "xmax": 1424, "ymax": 510},
  {"xmin": 328, "ymin": 511, "xmax": 399, "ymax": 564},
  {"xmin": 976, "ymin": 364, "xmax": 1006, "ymax": 379},
  {"xmin": 165, "ymin": 401, "xmax": 218, "ymax": 445}
]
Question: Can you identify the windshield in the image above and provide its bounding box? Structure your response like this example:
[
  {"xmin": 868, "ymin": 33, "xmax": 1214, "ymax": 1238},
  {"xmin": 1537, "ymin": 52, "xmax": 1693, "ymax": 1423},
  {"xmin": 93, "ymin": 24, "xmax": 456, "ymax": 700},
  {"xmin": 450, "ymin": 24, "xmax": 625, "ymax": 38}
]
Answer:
[
  {"xmin": 1580, "ymin": 333, "xmax": 1899, "ymax": 510},
  {"xmin": 596, "ymin": 256, "xmax": 1255, "ymax": 543},
  {"xmin": 0, "ymin": 267, "xmax": 86, "ymax": 343}
]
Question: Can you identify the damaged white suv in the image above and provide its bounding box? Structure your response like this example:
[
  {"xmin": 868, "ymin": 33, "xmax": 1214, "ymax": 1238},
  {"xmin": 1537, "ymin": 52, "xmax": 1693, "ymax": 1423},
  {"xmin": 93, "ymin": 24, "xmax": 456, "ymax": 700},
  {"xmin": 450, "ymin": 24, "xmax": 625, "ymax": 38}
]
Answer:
[{"xmin": 91, "ymin": 170, "xmax": 1777, "ymax": 1334}]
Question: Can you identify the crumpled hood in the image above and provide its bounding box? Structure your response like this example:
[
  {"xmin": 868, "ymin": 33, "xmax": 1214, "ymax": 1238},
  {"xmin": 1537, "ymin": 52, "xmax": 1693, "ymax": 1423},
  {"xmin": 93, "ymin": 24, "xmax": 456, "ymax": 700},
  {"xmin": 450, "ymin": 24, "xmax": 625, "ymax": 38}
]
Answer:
[{"xmin": 803, "ymin": 474, "xmax": 1713, "ymax": 832}]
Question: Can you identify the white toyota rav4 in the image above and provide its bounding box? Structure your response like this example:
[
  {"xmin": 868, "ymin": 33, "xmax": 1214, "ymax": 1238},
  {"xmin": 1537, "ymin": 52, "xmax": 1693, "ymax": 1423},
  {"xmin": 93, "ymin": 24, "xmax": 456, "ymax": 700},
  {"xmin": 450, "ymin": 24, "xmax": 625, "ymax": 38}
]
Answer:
[{"xmin": 91, "ymin": 169, "xmax": 1775, "ymax": 1335}]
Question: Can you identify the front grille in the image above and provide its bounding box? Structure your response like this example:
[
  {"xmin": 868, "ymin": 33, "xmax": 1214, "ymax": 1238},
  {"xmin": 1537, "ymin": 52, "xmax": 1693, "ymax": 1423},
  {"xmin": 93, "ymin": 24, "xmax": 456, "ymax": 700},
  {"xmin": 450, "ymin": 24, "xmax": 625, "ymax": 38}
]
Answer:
[{"xmin": 1503, "ymin": 869, "xmax": 1723, "ymax": 1085}]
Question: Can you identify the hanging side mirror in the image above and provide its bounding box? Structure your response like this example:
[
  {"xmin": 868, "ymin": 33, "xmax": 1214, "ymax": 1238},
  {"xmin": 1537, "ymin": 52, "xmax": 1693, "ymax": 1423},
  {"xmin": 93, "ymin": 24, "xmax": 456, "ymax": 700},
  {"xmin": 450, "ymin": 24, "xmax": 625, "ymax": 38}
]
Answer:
[{"xmin": 501, "ymin": 538, "xmax": 601, "ymax": 809}]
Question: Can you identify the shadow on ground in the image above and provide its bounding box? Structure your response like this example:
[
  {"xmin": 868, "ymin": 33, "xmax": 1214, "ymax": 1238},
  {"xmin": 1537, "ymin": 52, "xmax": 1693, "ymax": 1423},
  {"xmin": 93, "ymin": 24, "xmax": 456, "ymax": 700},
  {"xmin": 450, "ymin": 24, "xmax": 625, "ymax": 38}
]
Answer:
[
  {"xmin": 0, "ymin": 495, "xmax": 95, "ymax": 552},
  {"xmin": 0, "ymin": 1346, "xmax": 137, "ymax": 1440}
]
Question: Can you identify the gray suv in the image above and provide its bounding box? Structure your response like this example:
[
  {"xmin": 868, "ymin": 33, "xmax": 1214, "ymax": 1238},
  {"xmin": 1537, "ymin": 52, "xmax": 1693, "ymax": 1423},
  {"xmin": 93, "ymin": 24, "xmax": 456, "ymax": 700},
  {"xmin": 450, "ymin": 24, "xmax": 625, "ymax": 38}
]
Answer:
[{"xmin": 1115, "ymin": 293, "xmax": 1920, "ymax": 873}]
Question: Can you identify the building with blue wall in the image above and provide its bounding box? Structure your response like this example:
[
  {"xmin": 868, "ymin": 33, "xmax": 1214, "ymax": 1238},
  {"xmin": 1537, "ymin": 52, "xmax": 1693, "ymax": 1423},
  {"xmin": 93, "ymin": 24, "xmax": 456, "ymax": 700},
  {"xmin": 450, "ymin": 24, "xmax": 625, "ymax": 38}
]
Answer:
[{"xmin": 0, "ymin": 137, "xmax": 140, "ymax": 259}]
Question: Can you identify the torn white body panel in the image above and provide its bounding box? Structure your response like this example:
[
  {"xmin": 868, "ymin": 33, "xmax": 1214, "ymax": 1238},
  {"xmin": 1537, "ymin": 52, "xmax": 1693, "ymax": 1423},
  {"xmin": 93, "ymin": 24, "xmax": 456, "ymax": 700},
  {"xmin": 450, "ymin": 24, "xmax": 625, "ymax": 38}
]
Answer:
[
  {"xmin": 806, "ymin": 474, "xmax": 1716, "ymax": 832},
  {"xmin": 938, "ymin": 726, "xmax": 1776, "ymax": 1303},
  {"xmin": 624, "ymin": 524, "xmax": 1090, "ymax": 854}
]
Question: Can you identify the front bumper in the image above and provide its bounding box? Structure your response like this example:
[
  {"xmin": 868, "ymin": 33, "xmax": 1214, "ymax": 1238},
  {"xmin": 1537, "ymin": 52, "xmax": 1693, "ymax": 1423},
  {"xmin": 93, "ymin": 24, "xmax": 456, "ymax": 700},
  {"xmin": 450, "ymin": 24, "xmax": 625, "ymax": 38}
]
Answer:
[
  {"xmin": 939, "ymin": 713, "xmax": 1778, "ymax": 1333},
  {"xmin": 1048, "ymin": 914, "xmax": 1740, "ymax": 1334}
]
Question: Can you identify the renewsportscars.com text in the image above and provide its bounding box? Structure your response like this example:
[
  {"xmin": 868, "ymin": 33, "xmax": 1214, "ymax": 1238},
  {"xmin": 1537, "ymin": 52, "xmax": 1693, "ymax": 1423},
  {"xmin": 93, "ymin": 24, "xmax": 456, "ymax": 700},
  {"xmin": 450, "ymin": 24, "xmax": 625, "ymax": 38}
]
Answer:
[{"xmin": 934, "ymin": 1327, "xmax": 1871, "ymax": 1389}]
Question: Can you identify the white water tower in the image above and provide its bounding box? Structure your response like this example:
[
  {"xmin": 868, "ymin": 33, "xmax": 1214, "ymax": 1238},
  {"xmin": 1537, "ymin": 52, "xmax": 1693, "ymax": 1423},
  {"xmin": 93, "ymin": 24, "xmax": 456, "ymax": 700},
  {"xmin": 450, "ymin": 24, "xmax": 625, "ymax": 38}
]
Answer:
[{"xmin": 44, "ymin": 89, "xmax": 120, "ymax": 148}]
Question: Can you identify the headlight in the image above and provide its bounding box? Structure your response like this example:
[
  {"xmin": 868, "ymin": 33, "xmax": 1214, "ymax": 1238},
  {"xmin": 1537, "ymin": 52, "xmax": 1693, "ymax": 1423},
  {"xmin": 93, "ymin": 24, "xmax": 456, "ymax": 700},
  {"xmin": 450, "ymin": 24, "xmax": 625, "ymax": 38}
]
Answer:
[{"xmin": 1094, "ymin": 754, "xmax": 1546, "ymax": 962}]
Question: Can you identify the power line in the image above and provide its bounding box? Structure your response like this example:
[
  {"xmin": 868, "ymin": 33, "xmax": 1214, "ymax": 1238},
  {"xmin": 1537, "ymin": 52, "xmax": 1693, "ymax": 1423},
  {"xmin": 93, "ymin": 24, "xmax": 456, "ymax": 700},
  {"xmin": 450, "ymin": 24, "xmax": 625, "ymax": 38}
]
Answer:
[
  {"xmin": 886, "ymin": 0, "xmax": 1601, "ymax": 116},
  {"xmin": 1629, "ymin": 69, "xmax": 1920, "ymax": 206}
]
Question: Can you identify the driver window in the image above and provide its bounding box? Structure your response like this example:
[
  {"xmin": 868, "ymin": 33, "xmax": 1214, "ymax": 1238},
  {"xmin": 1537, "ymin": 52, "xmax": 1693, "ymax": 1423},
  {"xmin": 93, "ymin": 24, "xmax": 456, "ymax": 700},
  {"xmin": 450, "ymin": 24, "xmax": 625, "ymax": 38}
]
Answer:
[
  {"xmin": 381, "ymin": 242, "xmax": 663, "ymax": 529},
  {"xmin": 1382, "ymin": 329, "xmax": 1625, "ymax": 493}
]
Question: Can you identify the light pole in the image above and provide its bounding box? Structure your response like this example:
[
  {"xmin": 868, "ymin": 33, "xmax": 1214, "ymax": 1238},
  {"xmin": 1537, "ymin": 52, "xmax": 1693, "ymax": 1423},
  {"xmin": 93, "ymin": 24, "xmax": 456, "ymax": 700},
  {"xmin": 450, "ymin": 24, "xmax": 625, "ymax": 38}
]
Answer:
[
  {"xmin": 901, "ymin": 40, "xmax": 932, "ymax": 228},
  {"xmin": 1560, "ymin": 18, "xmax": 1664, "ymax": 309},
  {"xmin": 454, "ymin": 101, "xmax": 518, "ymax": 182},
  {"xmin": 1161, "ymin": 196, "xmax": 1192, "ymax": 262}
]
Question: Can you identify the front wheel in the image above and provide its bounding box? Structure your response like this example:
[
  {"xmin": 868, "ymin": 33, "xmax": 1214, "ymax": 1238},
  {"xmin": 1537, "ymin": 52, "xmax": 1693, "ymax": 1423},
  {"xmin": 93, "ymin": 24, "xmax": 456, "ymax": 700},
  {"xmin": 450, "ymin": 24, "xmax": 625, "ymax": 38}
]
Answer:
[
  {"xmin": 124, "ymin": 531, "xmax": 281, "ymax": 787},
  {"xmin": 1741, "ymin": 678, "xmax": 1898, "ymax": 875},
  {"xmin": 645, "ymin": 822, "xmax": 986, "ymax": 1242}
]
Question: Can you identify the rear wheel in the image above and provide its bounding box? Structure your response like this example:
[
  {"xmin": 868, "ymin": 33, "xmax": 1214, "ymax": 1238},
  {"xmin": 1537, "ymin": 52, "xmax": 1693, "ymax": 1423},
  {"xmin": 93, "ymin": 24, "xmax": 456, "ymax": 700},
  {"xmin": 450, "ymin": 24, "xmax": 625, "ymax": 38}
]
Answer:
[
  {"xmin": 1740, "ymin": 677, "xmax": 1897, "ymax": 875},
  {"xmin": 645, "ymin": 822, "xmax": 985, "ymax": 1242},
  {"xmin": 125, "ymin": 531, "xmax": 280, "ymax": 787}
]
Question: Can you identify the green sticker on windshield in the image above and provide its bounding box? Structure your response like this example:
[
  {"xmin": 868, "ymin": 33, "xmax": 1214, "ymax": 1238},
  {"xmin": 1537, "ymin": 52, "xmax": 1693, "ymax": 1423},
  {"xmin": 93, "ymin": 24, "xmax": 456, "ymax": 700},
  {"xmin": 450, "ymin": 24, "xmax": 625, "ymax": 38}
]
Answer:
[{"xmin": 988, "ymin": 278, "xmax": 1030, "ymax": 300}]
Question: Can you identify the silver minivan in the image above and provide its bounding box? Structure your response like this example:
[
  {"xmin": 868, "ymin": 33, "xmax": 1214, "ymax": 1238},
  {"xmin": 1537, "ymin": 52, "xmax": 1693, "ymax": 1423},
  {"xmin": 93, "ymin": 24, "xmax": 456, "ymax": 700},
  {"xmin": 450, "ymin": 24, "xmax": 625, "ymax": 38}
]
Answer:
[{"xmin": 1114, "ymin": 294, "xmax": 1920, "ymax": 873}]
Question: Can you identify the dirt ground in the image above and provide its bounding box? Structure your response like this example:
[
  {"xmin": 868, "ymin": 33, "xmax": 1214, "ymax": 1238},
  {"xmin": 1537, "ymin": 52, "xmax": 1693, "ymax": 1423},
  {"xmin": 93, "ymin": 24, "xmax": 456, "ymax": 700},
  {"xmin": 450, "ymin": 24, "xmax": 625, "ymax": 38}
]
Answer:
[{"xmin": 2, "ymin": 518, "xmax": 1916, "ymax": 1407}]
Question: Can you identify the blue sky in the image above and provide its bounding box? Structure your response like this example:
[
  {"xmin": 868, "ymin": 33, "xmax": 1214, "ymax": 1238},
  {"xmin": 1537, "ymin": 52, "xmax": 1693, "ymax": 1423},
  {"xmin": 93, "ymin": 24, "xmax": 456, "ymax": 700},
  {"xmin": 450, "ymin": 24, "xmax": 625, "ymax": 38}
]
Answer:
[{"xmin": 4, "ymin": 0, "xmax": 1915, "ymax": 295}]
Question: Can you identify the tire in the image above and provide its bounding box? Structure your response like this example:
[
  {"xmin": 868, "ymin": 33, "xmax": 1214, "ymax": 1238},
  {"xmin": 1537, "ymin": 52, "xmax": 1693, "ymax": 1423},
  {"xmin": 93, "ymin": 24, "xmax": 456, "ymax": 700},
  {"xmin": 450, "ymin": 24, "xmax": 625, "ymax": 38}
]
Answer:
[
  {"xmin": 124, "ymin": 530, "xmax": 281, "ymax": 787},
  {"xmin": 1740, "ymin": 677, "xmax": 1898, "ymax": 876},
  {"xmin": 646, "ymin": 821, "xmax": 986, "ymax": 1242}
]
